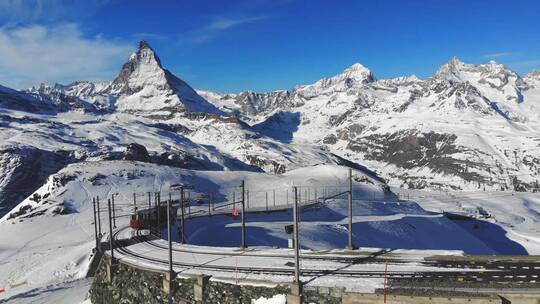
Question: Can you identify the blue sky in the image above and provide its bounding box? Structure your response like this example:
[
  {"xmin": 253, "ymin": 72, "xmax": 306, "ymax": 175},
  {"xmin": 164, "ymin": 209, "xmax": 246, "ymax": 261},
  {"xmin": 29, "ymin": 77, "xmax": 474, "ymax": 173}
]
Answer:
[{"xmin": 0, "ymin": 0, "xmax": 539, "ymax": 92}]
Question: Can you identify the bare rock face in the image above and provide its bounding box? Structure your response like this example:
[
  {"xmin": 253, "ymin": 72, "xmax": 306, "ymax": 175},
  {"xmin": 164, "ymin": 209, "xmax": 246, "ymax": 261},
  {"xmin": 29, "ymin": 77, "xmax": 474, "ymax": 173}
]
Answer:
[
  {"xmin": 124, "ymin": 143, "xmax": 150, "ymax": 162},
  {"xmin": 0, "ymin": 147, "xmax": 72, "ymax": 217}
]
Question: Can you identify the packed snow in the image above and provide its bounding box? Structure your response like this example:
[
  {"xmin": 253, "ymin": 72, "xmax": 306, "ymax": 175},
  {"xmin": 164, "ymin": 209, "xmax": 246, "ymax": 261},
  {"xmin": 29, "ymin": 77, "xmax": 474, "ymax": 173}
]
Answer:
[{"xmin": 1, "ymin": 161, "xmax": 538, "ymax": 300}]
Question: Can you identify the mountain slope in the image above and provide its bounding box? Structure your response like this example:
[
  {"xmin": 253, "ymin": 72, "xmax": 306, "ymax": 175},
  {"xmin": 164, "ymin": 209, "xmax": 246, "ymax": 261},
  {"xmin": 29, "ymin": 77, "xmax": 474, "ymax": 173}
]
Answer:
[
  {"xmin": 208, "ymin": 59, "xmax": 540, "ymax": 191},
  {"xmin": 14, "ymin": 41, "xmax": 540, "ymax": 191}
]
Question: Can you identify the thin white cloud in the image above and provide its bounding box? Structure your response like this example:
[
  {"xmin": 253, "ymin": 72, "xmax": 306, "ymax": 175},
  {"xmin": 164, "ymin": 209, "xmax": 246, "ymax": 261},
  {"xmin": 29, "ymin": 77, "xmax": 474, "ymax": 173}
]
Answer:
[
  {"xmin": 0, "ymin": 0, "xmax": 109, "ymax": 24},
  {"xmin": 180, "ymin": 15, "xmax": 267, "ymax": 45},
  {"xmin": 483, "ymin": 52, "xmax": 519, "ymax": 59},
  {"xmin": 0, "ymin": 23, "xmax": 131, "ymax": 89}
]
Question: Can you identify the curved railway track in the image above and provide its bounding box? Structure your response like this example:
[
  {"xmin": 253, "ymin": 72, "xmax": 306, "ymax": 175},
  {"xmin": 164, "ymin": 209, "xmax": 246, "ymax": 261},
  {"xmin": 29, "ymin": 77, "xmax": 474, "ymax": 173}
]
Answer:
[{"xmin": 111, "ymin": 226, "xmax": 540, "ymax": 283}]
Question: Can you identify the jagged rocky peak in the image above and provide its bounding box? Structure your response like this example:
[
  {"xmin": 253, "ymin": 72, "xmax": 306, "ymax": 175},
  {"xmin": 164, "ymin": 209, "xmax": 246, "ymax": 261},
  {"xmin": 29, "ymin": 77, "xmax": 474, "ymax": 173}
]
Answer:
[
  {"xmin": 434, "ymin": 57, "xmax": 521, "ymax": 83},
  {"xmin": 433, "ymin": 56, "xmax": 466, "ymax": 81},
  {"xmin": 109, "ymin": 40, "xmax": 167, "ymax": 94},
  {"xmin": 297, "ymin": 62, "xmax": 376, "ymax": 96},
  {"xmin": 322, "ymin": 62, "xmax": 376, "ymax": 88},
  {"xmin": 528, "ymin": 70, "xmax": 540, "ymax": 78},
  {"xmin": 109, "ymin": 40, "xmax": 224, "ymax": 115},
  {"xmin": 525, "ymin": 70, "xmax": 540, "ymax": 85},
  {"xmin": 341, "ymin": 63, "xmax": 376, "ymax": 83}
]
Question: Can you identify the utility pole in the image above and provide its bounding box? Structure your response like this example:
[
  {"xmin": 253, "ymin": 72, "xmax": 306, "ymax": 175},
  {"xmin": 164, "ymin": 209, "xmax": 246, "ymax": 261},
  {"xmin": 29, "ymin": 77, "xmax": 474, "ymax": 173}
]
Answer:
[
  {"xmin": 180, "ymin": 188, "xmax": 186, "ymax": 244},
  {"xmin": 167, "ymin": 197, "xmax": 175, "ymax": 304},
  {"xmin": 92, "ymin": 197, "xmax": 99, "ymax": 251},
  {"xmin": 112, "ymin": 194, "xmax": 116, "ymax": 229},
  {"xmin": 108, "ymin": 198, "xmax": 114, "ymax": 261},
  {"xmin": 293, "ymin": 186, "xmax": 300, "ymax": 284},
  {"xmin": 241, "ymin": 180, "xmax": 246, "ymax": 249},
  {"xmin": 347, "ymin": 168, "xmax": 354, "ymax": 250}
]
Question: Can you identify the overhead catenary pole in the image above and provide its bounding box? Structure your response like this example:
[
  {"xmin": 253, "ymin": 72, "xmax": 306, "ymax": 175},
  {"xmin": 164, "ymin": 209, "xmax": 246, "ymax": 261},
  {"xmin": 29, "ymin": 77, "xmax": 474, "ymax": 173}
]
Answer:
[
  {"xmin": 96, "ymin": 196, "xmax": 102, "ymax": 239},
  {"xmin": 92, "ymin": 197, "xmax": 99, "ymax": 251},
  {"xmin": 208, "ymin": 193, "xmax": 211, "ymax": 215},
  {"xmin": 157, "ymin": 192, "xmax": 161, "ymax": 233},
  {"xmin": 107, "ymin": 198, "xmax": 114, "ymax": 261},
  {"xmin": 112, "ymin": 194, "xmax": 116, "ymax": 228},
  {"xmin": 180, "ymin": 188, "xmax": 186, "ymax": 244},
  {"xmin": 241, "ymin": 180, "xmax": 246, "ymax": 249},
  {"xmin": 133, "ymin": 192, "xmax": 137, "ymax": 213},
  {"xmin": 347, "ymin": 168, "xmax": 354, "ymax": 250},
  {"xmin": 293, "ymin": 186, "xmax": 300, "ymax": 284},
  {"xmin": 167, "ymin": 197, "xmax": 174, "ymax": 304},
  {"xmin": 148, "ymin": 192, "xmax": 151, "ymax": 210}
]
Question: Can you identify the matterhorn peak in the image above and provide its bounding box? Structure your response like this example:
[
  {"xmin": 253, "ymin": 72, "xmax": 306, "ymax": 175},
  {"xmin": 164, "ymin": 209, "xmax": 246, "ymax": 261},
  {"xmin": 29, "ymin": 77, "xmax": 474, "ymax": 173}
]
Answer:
[
  {"xmin": 138, "ymin": 40, "xmax": 152, "ymax": 50},
  {"xmin": 109, "ymin": 40, "xmax": 166, "ymax": 95}
]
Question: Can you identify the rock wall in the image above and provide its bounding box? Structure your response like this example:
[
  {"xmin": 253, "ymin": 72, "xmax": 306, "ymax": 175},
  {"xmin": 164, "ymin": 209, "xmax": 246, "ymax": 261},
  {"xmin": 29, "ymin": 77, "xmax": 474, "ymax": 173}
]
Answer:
[{"xmin": 89, "ymin": 257, "xmax": 513, "ymax": 304}]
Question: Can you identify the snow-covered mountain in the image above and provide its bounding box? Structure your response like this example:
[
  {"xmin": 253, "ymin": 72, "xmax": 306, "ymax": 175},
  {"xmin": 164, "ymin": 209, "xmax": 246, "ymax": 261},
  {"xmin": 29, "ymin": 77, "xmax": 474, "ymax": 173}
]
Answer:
[
  {"xmin": 0, "ymin": 41, "xmax": 364, "ymax": 216},
  {"xmin": 200, "ymin": 58, "xmax": 540, "ymax": 191},
  {"xmin": 3, "ymin": 41, "xmax": 539, "ymax": 218}
]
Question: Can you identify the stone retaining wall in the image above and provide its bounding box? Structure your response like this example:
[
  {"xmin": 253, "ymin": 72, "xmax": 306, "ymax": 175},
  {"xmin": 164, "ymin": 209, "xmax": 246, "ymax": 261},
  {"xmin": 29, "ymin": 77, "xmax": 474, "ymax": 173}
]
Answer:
[{"xmin": 89, "ymin": 257, "xmax": 537, "ymax": 303}]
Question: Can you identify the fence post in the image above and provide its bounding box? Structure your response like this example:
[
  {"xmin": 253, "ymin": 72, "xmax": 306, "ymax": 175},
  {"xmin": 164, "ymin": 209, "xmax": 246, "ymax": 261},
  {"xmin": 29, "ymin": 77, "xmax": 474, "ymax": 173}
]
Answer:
[
  {"xmin": 347, "ymin": 168, "xmax": 354, "ymax": 250},
  {"xmin": 112, "ymin": 194, "xmax": 116, "ymax": 229},
  {"xmin": 180, "ymin": 188, "xmax": 185, "ymax": 244},
  {"xmin": 167, "ymin": 197, "xmax": 175, "ymax": 303},
  {"xmin": 92, "ymin": 197, "xmax": 99, "ymax": 251},
  {"xmin": 293, "ymin": 187, "xmax": 300, "ymax": 284},
  {"xmin": 241, "ymin": 180, "xmax": 246, "ymax": 249},
  {"xmin": 107, "ymin": 198, "xmax": 114, "ymax": 261}
]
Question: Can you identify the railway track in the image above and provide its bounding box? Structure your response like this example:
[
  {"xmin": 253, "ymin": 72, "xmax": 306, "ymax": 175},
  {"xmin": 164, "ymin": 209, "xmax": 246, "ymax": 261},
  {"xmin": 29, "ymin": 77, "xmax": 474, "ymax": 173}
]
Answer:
[
  {"xmin": 133, "ymin": 228, "xmax": 401, "ymax": 263},
  {"xmin": 111, "ymin": 227, "xmax": 540, "ymax": 284}
]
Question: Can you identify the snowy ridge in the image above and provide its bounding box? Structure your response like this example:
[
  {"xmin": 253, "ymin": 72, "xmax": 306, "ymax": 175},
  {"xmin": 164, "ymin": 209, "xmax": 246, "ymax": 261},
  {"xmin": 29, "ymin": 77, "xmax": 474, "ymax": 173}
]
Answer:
[
  {"xmin": 205, "ymin": 58, "xmax": 540, "ymax": 191},
  {"xmin": 3, "ymin": 40, "xmax": 540, "ymax": 197}
]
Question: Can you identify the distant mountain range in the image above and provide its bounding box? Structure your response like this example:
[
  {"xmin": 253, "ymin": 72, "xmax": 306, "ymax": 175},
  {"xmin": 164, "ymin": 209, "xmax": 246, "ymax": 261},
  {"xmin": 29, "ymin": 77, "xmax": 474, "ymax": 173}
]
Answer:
[{"xmin": 1, "ymin": 40, "xmax": 539, "ymax": 214}]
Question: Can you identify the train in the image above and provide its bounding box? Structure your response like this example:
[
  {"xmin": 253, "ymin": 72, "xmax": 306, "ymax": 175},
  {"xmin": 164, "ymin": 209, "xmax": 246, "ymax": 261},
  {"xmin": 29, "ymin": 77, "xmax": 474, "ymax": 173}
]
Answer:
[{"xmin": 129, "ymin": 204, "xmax": 178, "ymax": 230}]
